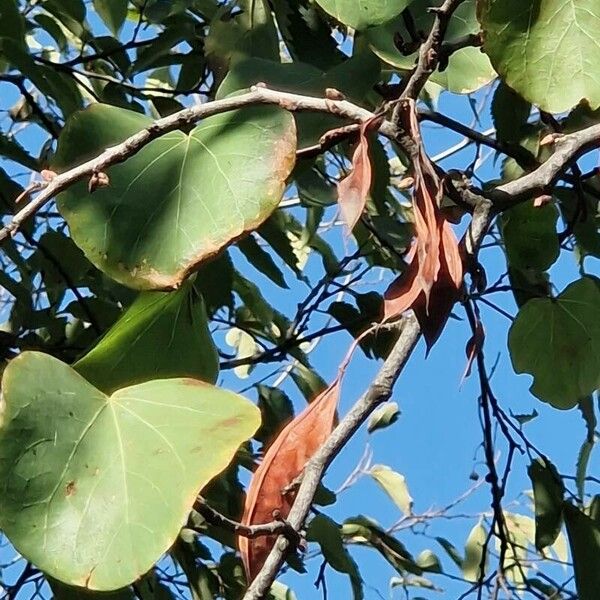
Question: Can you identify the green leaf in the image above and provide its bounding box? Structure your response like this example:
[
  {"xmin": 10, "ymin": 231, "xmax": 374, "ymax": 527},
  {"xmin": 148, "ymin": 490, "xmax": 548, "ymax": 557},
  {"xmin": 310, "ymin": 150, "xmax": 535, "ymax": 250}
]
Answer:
[
  {"xmin": 0, "ymin": 352, "xmax": 259, "ymax": 590},
  {"xmin": 507, "ymin": 266, "xmax": 551, "ymax": 308},
  {"xmin": 367, "ymin": 402, "xmax": 400, "ymax": 433},
  {"xmin": 564, "ymin": 502, "xmax": 600, "ymax": 600},
  {"xmin": 510, "ymin": 408, "xmax": 539, "ymax": 425},
  {"xmin": 370, "ymin": 465, "xmax": 413, "ymax": 515},
  {"xmin": 342, "ymin": 515, "xmax": 422, "ymax": 575},
  {"xmin": 2, "ymin": 41, "xmax": 83, "ymax": 116},
  {"xmin": 556, "ymin": 187, "xmax": 600, "ymax": 259},
  {"xmin": 478, "ymin": 0, "xmax": 600, "ymax": 112},
  {"xmin": 0, "ymin": 131, "xmax": 40, "ymax": 170},
  {"xmin": 93, "ymin": 0, "xmax": 128, "ymax": 35},
  {"xmin": 501, "ymin": 200, "xmax": 559, "ymax": 271},
  {"xmin": 205, "ymin": 0, "xmax": 279, "ymax": 73},
  {"xmin": 271, "ymin": 0, "xmax": 342, "ymax": 70},
  {"xmin": 416, "ymin": 550, "xmax": 443, "ymax": 573},
  {"xmin": 307, "ymin": 515, "xmax": 363, "ymax": 600},
  {"xmin": 0, "ymin": 166, "xmax": 23, "ymax": 215},
  {"xmin": 172, "ymin": 537, "xmax": 218, "ymax": 600},
  {"xmin": 576, "ymin": 439, "xmax": 594, "ymax": 501},
  {"xmin": 74, "ymin": 281, "xmax": 218, "ymax": 394},
  {"xmin": 528, "ymin": 458, "xmax": 564, "ymax": 550},
  {"xmin": 43, "ymin": 0, "xmax": 87, "ymax": 38},
  {"xmin": 53, "ymin": 103, "xmax": 296, "ymax": 290},
  {"xmin": 462, "ymin": 520, "xmax": 487, "ymax": 583},
  {"xmin": 49, "ymin": 578, "xmax": 134, "ymax": 599},
  {"xmin": 290, "ymin": 362, "xmax": 327, "ymax": 401},
  {"xmin": 590, "ymin": 496, "xmax": 600, "ymax": 525},
  {"xmin": 435, "ymin": 537, "xmax": 463, "ymax": 568},
  {"xmin": 34, "ymin": 14, "xmax": 68, "ymax": 53},
  {"xmin": 255, "ymin": 384, "xmax": 294, "ymax": 445},
  {"xmin": 508, "ymin": 276, "xmax": 600, "ymax": 408},
  {"xmin": 135, "ymin": 571, "xmax": 177, "ymax": 600},
  {"xmin": 237, "ymin": 234, "xmax": 288, "ymax": 288},
  {"xmin": 193, "ymin": 252, "xmax": 235, "ymax": 317},
  {"xmin": 0, "ymin": 0, "xmax": 25, "ymax": 46},
  {"xmin": 216, "ymin": 55, "xmax": 379, "ymax": 145},
  {"xmin": 578, "ymin": 395, "xmax": 597, "ymax": 443},
  {"xmin": 367, "ymin": 0, "xmax": 496, "ymax": 93},
  {"xmin": 131, "ymin": 28, "xmax": 190, "ymax": 75},
  {"xmin": 258, "ymin": 211, "xmax": 308, "ymax": 279},
  {"xmin": 491, "ymin": 82, "xmax": 531, "ymax": 144},
  {"xmin": 314, "ymin": 0, "xmax": 411, "ymax": 30}
]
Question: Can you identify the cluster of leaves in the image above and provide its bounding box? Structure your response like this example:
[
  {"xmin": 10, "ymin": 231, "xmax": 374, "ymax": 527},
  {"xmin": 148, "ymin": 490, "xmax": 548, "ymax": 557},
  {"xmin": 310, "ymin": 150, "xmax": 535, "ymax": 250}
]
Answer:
[{"xmin": 0, "ymin": 0, "xmax": 599, "ymax": 599}]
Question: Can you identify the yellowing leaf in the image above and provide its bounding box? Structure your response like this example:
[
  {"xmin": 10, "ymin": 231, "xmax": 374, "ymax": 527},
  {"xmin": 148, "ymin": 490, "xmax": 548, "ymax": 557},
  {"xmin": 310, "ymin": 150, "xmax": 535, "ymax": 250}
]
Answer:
[
  {"xmin": 370, "ymin": 465, "xmax": 413, "ymax": 516},
  {"xmin": 0, "ymin": 352, "xmax": 259, "ymax": 590},
  {"xmin": 54, "ymin": 104, "xmax": 296, "ymax": 290}
]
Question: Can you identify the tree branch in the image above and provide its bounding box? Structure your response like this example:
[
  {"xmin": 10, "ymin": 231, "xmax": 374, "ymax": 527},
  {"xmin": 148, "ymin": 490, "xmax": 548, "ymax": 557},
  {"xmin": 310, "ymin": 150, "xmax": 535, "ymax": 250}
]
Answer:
[
  {"xmin": 241, "ymin": 195, "xmax": 497, "ymax": 599},
  {"xmin": 0, "ymin": 88, "xmax": 396, "ymax": 244},
  {"xmin": 396, "ymin": 0, "xmax": 468, "ymax": 104},
  {"xmin": 241, "ymin": 314, "xmax": 422, "ymax": 599},
  {"xmin": 491, "ymin": 123, "xmax": 600, "ymax": 206},
  {"xmin": 194, "ymin": 498, "xmax": 298, "ymax": 540}
]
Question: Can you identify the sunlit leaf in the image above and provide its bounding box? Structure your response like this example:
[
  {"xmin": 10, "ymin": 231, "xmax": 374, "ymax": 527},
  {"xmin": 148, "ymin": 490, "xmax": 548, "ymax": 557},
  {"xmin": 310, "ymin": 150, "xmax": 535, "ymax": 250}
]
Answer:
[
  {"xmin": 367, "ymin": 0, "xmax": 495, "ymax": 93},
  {"xmin": 416, "ymin": 550, "xmax": 443, "ymax": 574},
  {"xmin": 462, "ymin": 520, "xmax": 487, "ymax": 582},
  {"xmin": 225, "ymin": 327, "xmax": 257, "ymax": 379},
  {"xmin": 315, "ymin": 0, "xmax": 412, "ymax": 30},
  {"xmin": 370, "ymin": 465, "xmax": 413, "ymax": 516},
  {"xmin": 0, "ymin": 352, "xmax": 260, "ymax": 590},
  {"xmin": 367, "ymin": 402, "xmax": 400, "ymax": 434},
  {"xmin": 74, "ymin": 281, "xmax": 218, "ymax": 393},
  {"xmin": 478, "ymin": 0, "xmax": 600, "ymax": 112},
  {"xmin": 205, "ymin": 0, "xmax": 279, "ymax": 73}
]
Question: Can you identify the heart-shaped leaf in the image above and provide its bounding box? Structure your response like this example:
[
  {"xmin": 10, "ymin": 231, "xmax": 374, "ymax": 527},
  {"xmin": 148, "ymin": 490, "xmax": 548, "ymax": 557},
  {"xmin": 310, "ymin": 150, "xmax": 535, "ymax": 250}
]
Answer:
[
  {"xmin": 0, "ymin": 352, "xmax": 260, "ymax": 590},
  {"xmin": 508, "ymin": 277, "xmax": 600, "ymax": 408},
  {"xmin": 53, "ymin": 104, "xmax": 296, "ymax": 290},
  {"xmin": 478, "ymin": 0, "xmax": 600, "ymax": 113},
  {"xmin": 74, "ymin": 280, "xmax": 218, "ymax": 394}
]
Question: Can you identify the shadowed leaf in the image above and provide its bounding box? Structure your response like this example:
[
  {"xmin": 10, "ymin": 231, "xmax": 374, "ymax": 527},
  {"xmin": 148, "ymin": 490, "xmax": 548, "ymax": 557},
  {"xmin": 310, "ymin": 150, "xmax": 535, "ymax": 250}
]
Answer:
[{"xmin": 53, "ymin": 104, "xmax": 296, "ymax": 290}]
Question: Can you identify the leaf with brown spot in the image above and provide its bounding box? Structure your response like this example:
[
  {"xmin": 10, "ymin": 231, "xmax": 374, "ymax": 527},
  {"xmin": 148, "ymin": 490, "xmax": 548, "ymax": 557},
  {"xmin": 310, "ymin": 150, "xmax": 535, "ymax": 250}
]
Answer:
[
  {"xmin": 53, "ymin": 104, "xmax": 297, "ymax": 290},
  {"xmin": 337, "ymin": 115, "xmax": 383, "ymax": 233},
  {"xmin": 0, "ymin": 352, "xmax": 260, "ymax": 590},
  {"xmin": 383, "ymin": 100, "xmax": 463, "ymax": 349}
]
